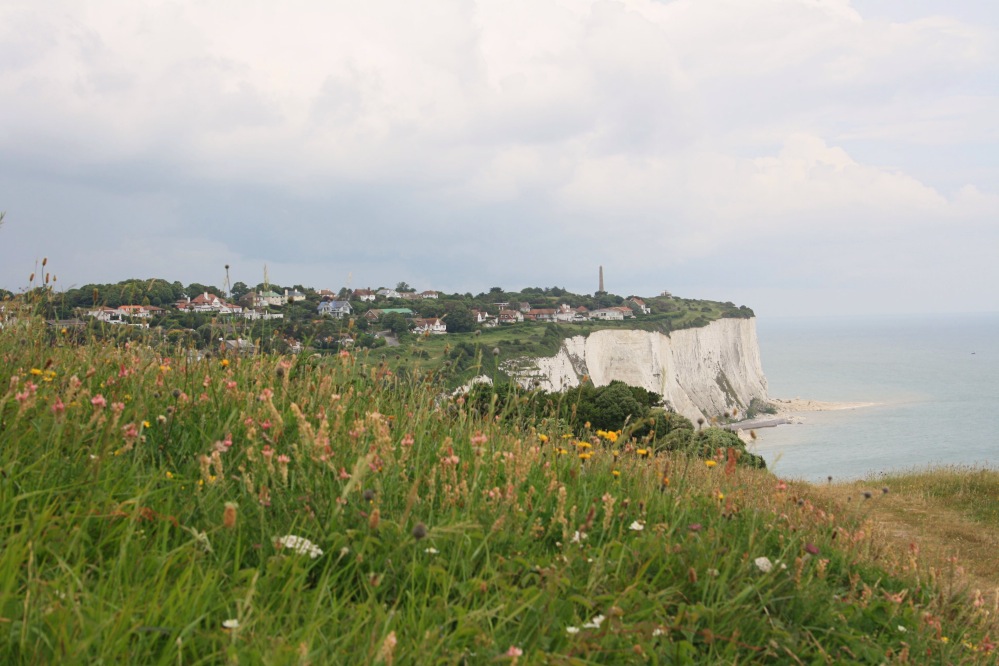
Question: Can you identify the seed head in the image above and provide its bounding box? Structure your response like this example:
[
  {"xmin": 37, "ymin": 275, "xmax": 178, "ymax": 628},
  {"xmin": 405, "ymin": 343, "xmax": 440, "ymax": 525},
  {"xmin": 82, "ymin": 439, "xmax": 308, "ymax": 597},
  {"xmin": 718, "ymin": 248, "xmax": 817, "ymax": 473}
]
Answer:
[{"xmin": 412, "ymin": 522, "xmax": 427, "ymax": 540}]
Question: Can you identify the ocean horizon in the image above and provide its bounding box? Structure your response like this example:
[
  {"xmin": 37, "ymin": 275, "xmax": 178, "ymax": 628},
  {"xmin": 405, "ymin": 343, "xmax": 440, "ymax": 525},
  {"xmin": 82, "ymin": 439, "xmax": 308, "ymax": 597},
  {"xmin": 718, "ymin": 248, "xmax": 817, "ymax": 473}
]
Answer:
[{"xmin": 749, "ymin": 312, "xmax": 999, "ymax": 482}]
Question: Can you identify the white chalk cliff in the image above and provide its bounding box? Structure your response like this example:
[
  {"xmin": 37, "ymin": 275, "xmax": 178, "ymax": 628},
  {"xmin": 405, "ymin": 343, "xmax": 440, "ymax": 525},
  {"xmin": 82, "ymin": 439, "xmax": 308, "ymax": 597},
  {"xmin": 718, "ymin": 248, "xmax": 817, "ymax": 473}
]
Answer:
[{"xmin": 502, "ymin": 318, "xmax": 768, "ymax": 423}]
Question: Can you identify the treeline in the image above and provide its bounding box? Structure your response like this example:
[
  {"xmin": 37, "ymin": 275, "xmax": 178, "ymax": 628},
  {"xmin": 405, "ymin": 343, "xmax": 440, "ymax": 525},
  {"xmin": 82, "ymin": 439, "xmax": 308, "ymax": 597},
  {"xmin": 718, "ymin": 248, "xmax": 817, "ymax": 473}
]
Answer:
[{"xmin": 467, "ymin": 380, "xmax": 766, "ymax": 468}]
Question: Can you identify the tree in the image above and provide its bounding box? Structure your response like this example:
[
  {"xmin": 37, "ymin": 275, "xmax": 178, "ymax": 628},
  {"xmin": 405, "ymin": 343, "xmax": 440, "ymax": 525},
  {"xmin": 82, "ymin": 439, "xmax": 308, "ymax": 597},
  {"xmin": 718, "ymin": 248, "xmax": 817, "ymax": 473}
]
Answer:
[
  {"xmin": 230, "ymin": 282, "xmax": 250, "ymax": 300},
  {"xmin": 443, "ymin": 302, "xmax": 475, "ymax": 333},
  {"xmin": 396, "ymin": 282, "xmax": 415, "ymax": 293}
]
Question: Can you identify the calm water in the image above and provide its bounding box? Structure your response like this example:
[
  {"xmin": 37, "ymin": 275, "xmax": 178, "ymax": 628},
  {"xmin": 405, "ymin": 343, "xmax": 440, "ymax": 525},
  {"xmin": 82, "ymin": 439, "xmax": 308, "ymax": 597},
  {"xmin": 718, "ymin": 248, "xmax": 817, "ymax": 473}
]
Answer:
[{"xmin": 750, "ymin": 313, "xmax": 999, "ymax": 481}]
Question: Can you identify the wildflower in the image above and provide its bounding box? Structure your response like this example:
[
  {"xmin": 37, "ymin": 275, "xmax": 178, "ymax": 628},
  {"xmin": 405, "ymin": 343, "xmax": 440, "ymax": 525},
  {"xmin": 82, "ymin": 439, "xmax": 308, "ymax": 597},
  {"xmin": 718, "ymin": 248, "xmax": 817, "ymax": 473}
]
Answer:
[
  {"xmin": 688, "ymin": 523, "xmax": 702, "ymax": 532},
  {"xmin": 804, "ymin": 543, "xmax": 820, "ymax": 555},
  {"xmin": 538, "ymin": 434, "xmax": 549, "ymax": 443},
  {"xmin": 222, "ymin": 619, "xmax": 239, "ymax": 630},
  {"xmin": 612, "ymin": 470, "xmax": 620, "ymax": 477},
  {"xmin": 221, "ymin": 502, "xmax": 238, "ymax": 528},
  {"xmin": 505, "ymin": 646, "xmax": 523, "ymax": 658},
  {"xmin": 412, "ymin": 523, "xmax": 428, "ymax": 540},
  {"xmin": 51, "ymin": 398, "xmax": 66, "ymax": 416},
  {"xmin": 898, "ymin": 625, "xmax": 907, "ymax": 633},
  {"xmin": 754, "ymin": 556, "xmax": 774, "ymax": 573},
  {"xmin": 578, "ymin": 452, "xmax": 592, "ymax": 461},
  {"xmin": 705, "ymin": 460, "xmax": 717, "ymax": 468},
  {"xmin": 470, "ymin": 432, "xmax": 488, "ymax": 445},
  {"xmin": 424, "ymin": 547, "xmax": 439, "ymax": 555},
  {"xmin": 220, "ymin": 359, "xmax": 229, "ymax": 367},
  {"xmin": 576, "ymin": 441, "xmax": 592, "ymax": 450},
  {"xmin": 275, "ymin": 535, "xmax": 324, "ymax": 559},
  {"xmin": 941, "ymin": 637, "xmax": 949, "ymax": 644},
  {"xmin": 571, "ymin": 531, "xmax": 587, "ymax": 543},
  {"xmin": 582, "ymin": 614, "xmax": 605, "ymax": 629},
  {"xmin": 142, "ymin": 420, "xmax": 151, "ymax": 428},
  {"xmin": 566, "ymin": 626, "xmax": 580, "ymax": 635},
  {"xmin": 629, "ymin": 521, "xmax": 644, "ymax": 532},
  {"xmin": 636, "ymin": 448, "xmax": 649, "ymax": 457},
  {"xmin": 91, "ymin": 395, "xmax": 107, "ymax": 409},
  {"xmin": 776, "ymin": 481, "xmax": 787, "ymax": 491},
  {"xmin": 30, "ymin": 368, "xmax": 42, "ymax": 376},
  {"xmin": 715, "ymin": 491, "xmax": 725, "ymax": 500},
  {"xmin": 377, "ymin": 631, "xmax": 397, "ymax": 665}
]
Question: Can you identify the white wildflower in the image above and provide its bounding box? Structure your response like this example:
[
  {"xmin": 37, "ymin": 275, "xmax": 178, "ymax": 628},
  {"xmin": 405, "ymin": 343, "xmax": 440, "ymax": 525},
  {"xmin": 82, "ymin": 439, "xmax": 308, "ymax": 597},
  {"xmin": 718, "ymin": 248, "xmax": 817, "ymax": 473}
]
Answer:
[
  {"xmin": 275, "ymin": 534, "xmax": 324, "ymax": 559},
  {"xmin": 566, "ymin": 626, "xmax": 580, "ymax": 635},
  {"xmin": 425, "ymin": 547, "xmax": 440, "ymax": 555},
  {"xmin": 582, "ymin": 614, "xmax": 605, "ymax": 629},
  {"xmin": 754, "ymin": 556, "xmax": 773, "ymax": 573},
  {"xmin": 629, "ymin": 521, "xmax": 645, "ymax": 532},
  {"xmin": 898, "ymin": 625, "xmax": 907, "ymax": 633},
  {"xmin": 571, "ymin": 531, "xmax": 587, "ymax": 543},
  {"xmin": 652, "ymin": 628, "xmax": 665, "ymax": 637},
  {"xmin": 222, "ymin": 619, "xmax": 239, "ymax": 629}
]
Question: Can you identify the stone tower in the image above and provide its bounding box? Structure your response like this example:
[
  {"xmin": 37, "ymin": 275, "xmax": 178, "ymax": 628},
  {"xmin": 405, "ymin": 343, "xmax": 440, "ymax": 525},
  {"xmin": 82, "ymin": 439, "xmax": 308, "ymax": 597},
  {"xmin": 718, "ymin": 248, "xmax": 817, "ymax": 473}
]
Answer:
[{"xmin": 598, "ymin": 265, "xmax": 604, "ymax": 293}]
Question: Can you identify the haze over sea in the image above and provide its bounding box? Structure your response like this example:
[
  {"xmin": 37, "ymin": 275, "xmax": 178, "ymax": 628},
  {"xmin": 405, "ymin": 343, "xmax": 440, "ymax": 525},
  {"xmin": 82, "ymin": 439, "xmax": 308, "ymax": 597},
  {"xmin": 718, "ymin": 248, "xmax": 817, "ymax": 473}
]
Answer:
[{"xmin": 750, "ymin": 312, "xmax": 999, "ymax": 482}]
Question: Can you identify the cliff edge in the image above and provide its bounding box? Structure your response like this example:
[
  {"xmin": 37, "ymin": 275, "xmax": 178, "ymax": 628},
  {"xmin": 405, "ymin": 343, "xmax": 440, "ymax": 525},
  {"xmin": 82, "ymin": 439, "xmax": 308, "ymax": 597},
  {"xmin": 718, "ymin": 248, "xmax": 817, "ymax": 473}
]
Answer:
[{"xmin": 502, "ymin": 318, "xmax": 769, "ymax": 423}]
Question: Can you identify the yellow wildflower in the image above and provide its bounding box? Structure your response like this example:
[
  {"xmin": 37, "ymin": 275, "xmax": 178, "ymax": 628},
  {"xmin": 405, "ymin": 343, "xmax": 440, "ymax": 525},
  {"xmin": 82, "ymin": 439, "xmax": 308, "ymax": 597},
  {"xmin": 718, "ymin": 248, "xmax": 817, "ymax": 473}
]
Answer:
[
  {"xmin": 30, "ymin": 368, "xmax": 42, "ymax": 375},
  {"xmin": 578, "ymin": 452, "xmax": 592, "ymax": 461},
  {"xmin": 142, "ymin": 420, "xmax": 151, "ymax": 428},
  {"xmin": 538, "ymin": 434, "xmax": 549, "ymax": 443},
  {"xmin": 612, "ymin": 470, "xmax": 620, "ymax": 477},
  {"xmin": 576, "ymin": 441, "xmax": 592, "ymax": 450},
  {"xmin": 220, "ymin": 359, "xmax": 230, "ymax": 367},
  {"xmin": 165, "ymin": 471, "xmax": 174, "ymax": 479},
  {"xmin": 705, "ymin": 460, "xmax": 717, "ymax": 468},
  {"xmin": 636, "ymin": 449, "xmax": 649, "ymax": 457}
]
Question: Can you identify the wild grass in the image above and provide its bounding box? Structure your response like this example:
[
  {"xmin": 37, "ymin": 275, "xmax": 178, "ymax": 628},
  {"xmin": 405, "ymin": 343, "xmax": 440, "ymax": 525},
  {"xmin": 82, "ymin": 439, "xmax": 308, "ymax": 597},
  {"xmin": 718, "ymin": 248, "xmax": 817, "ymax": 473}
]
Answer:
[{"xmin": 0, "ymin": 314, "xmax": 996, "ymax": 663}]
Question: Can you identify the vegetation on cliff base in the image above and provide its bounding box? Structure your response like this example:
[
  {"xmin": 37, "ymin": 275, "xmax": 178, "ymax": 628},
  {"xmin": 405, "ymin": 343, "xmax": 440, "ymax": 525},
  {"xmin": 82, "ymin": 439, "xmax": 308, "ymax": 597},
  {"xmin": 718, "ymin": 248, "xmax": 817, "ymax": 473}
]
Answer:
[{"xmin": 0, "ymin": 316, "xmax": 993, "ymax": 663}]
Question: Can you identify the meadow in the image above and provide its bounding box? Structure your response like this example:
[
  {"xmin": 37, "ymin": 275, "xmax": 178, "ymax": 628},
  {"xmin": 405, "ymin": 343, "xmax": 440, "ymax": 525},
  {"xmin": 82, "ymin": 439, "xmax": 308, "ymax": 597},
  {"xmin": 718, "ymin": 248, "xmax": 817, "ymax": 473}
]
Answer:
[{"xmin": 0, "ymin": 312, "xmax": 996, "ymax": 664}]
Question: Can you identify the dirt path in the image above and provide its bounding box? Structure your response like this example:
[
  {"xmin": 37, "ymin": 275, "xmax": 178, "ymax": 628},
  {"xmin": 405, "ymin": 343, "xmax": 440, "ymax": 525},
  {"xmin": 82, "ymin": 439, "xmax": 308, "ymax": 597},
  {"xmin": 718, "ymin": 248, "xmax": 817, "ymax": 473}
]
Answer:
[{"xmin": 807, "ymin": 482, "xmax": 999, "ymax": 596}]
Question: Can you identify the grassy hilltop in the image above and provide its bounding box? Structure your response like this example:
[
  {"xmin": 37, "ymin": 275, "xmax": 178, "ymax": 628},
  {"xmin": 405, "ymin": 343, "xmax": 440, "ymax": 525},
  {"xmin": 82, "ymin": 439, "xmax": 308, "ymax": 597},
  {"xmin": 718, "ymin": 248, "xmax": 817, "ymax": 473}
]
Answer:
[{"xmin": 0, "ymin": 313, "xmax": 996, "ymax": 664}]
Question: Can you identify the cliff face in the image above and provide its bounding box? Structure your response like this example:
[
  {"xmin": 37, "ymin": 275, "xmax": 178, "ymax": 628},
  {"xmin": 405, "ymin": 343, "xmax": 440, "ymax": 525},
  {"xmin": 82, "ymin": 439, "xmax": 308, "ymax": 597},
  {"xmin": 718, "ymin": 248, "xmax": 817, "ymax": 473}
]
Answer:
[{"xmin": 503, "ymin": 318, "xmax": 768, "ymax": 423}]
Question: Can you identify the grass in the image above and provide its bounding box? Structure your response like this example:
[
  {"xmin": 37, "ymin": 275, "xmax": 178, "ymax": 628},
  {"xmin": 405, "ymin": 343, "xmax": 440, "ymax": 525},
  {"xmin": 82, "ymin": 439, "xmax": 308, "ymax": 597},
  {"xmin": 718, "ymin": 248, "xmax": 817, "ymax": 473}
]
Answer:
[
  {"xmin": 810, "ymin": 468, "xmax": 999, "ymax": 597},
  {"xmin": 0, "ymin": 312, "xmax": 997, "ymax": 663}
]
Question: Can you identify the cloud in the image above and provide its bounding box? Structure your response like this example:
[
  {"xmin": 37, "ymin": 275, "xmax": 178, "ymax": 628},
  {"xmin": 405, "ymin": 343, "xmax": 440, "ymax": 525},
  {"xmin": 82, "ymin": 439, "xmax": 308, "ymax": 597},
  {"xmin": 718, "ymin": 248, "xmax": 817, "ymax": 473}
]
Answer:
[{"xmin": 0, "ymin": 0, "xmax": 996, "ymax": 315}]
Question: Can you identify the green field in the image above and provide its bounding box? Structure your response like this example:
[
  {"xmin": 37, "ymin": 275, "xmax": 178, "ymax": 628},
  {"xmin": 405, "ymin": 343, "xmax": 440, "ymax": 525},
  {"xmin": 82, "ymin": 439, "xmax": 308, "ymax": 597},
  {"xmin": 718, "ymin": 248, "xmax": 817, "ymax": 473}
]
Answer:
[{"xmin": 0, "ymin": 313, "xmax": 995, "ymax": 664}]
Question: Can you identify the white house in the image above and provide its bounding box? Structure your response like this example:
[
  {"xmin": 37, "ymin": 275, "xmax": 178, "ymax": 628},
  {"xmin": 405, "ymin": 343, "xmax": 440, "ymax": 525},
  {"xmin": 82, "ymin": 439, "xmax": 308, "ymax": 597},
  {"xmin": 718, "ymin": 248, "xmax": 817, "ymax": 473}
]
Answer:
[
  {"xmin": 318, "ymin": 300, "xmax": 352, "ymax": 318},
  {"xmin": 412, "ymin": 317, "xmax": 447, "ymax": 334},
  {"xmin": 376, "ymin": 289, "xmax": 401, "ymax": 299},
  {"xmin": 498, "ymin": 309, "xmax": 524, "ymax": 324},
  {"xmin": 353, "ymin": 289, "xmax": 377, "ymax": 302},
  {"xmin": 590, "ymin": 308, "xmax": 625, "ymax": 321}
]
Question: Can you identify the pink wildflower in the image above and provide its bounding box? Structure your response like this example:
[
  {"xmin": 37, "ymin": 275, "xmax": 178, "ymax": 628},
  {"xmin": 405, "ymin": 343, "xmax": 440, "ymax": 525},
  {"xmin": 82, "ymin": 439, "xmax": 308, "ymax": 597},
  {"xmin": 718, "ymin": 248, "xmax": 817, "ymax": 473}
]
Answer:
[
  {"xmin": 91, "ymin": 395, "xmax": 107, "ymax": 409},
  {"xmin": 51, "ymin": 398, "xmax": 66, "ymax": 416},
  {"xmin": 505, "ymin": 646, "xmax": 523, "ymax": 657}
]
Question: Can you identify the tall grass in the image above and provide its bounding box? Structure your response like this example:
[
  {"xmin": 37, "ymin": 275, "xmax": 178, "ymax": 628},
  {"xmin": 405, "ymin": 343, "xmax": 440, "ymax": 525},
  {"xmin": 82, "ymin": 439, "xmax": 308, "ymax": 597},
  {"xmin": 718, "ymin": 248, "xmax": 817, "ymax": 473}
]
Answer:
[{"xmin": 0, "ymin": 314, "xmax": 995, "ymax": 663}]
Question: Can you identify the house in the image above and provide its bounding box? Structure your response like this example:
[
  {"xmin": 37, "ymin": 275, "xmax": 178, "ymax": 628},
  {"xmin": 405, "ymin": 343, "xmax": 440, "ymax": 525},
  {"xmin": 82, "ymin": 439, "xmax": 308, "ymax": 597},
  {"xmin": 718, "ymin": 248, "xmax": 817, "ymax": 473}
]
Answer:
[
  {"xmin": 317, "ymin": 300, "xmax": 352, "ymax": 318},
  {"xmin": 420, "ymin": 290, "xmax": 439, "ymax": 299},
  {"xmin": 286, "ymin": 289, "xmax": 307, "ymax": 303},
  {"xmin": 498, "ymin": 309, "xmax": 524, "ymax": 324},
  {"xmin": 627, "ymin": 297, "xmax": 651, "ymax": 314},
  {"xmin": 177, "ymin": 292, "xmax": 243, "ymax": 314},
  {"xmin": 318, "ymin": 289, "xmax": 339, "ymax": 299},
  {"xmin": 376, "ymin": 289, "xmax": 401, "ymax": 299},
  {"xmin": 611, "ymin": 306, "xmax": 635, "ymax": 318},
  {"xmin": 412, "ymin": 317, "xmax": 447, "ymax": 335},
  {"xmin": 353, "ymin": 289, "xmax": 377, "ymax": 302},
  {"xmin": 239, "ymin": 309, "xmax": 284, "ymax": 321},
  {"xmin": 259, "ymin": 290, "xmax": 287, "ymax": 307},
  {"xmin": 525, "ymin": 308, "xmax": 558, "ymax": 322},
  {"xmin": 590, "ymin": 307, "xmax": 625, "ymax": 321}
]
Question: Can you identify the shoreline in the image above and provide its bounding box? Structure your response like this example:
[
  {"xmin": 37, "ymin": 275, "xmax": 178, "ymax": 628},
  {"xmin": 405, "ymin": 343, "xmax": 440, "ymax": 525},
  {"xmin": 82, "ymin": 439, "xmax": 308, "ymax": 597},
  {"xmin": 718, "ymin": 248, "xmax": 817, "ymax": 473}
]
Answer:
[{"xmin": 725, "ymin": 398, "xmax": 879, "ymax": 433}]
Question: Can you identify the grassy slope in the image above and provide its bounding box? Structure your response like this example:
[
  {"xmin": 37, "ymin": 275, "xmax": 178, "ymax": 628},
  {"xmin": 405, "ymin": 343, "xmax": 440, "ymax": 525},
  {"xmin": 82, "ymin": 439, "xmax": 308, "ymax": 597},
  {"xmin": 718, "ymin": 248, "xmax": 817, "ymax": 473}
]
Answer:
[{"xmin": 0, "ymin": 318, "xmax": 996, "ymax": 664}]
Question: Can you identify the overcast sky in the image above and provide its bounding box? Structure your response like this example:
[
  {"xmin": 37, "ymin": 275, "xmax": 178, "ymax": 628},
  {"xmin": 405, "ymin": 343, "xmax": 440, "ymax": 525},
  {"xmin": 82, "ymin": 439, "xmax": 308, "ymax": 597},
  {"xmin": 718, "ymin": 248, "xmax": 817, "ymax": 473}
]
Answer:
[{"xmin": 1, "ymin": 0, "xmax": 996, "ymax": 317}]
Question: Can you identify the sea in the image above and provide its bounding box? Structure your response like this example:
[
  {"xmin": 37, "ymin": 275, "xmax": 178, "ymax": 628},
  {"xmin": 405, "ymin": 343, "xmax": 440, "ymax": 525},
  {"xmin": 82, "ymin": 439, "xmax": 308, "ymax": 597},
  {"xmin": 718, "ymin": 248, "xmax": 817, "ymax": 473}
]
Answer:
[{"xmin": 749, "ymin": 312, "xmax": 999, "ymax": 482}]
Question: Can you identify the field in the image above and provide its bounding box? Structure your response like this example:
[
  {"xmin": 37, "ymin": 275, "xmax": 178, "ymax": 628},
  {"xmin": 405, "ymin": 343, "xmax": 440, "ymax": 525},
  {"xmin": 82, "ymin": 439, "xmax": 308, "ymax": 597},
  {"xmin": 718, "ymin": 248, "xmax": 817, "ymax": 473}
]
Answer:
[{"xmin": 0, "ymin": 314, "xmax": 996, "ymax": 664}]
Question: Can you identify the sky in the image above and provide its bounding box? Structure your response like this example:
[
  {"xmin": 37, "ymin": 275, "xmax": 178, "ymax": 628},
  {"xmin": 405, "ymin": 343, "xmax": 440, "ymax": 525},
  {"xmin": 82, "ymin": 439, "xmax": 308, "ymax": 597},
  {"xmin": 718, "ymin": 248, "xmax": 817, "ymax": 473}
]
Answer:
[{"xmin": 1, "ymin": 0, "xmax": 996, "ymax": 318}]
